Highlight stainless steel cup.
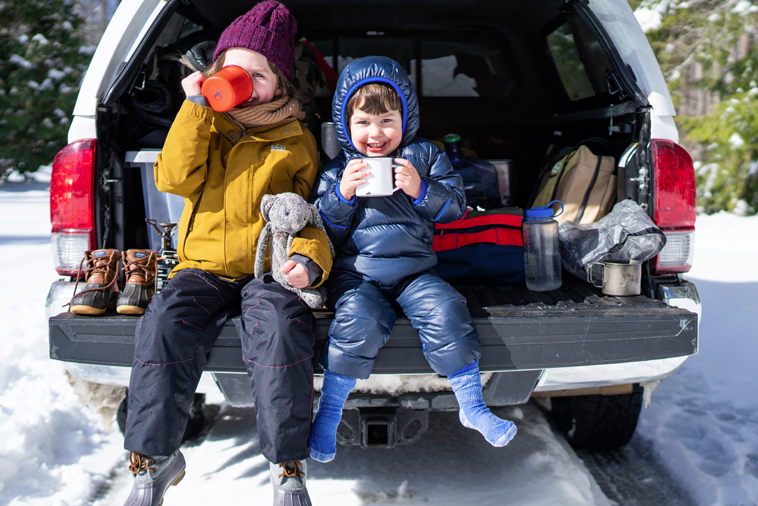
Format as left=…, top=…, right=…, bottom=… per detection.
left=587, top=260, right=642, bottom=296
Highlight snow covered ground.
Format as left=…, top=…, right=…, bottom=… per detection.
left=0, top=182, right=756, bottom=505
left=636, top=212, right=758, bottom=505
left=0, top=184, right=124, bottom=506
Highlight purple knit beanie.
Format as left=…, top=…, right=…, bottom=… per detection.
left=213, top=1, right=297, bottom=81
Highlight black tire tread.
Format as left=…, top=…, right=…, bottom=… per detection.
left=550, top=384, right=643, bottom=450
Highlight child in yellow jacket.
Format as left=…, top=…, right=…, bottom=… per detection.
left=121, top=3, right=330, bottom=506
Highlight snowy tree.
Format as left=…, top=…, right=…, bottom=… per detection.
left=0, top=0, right=91, bottom=174
left=635, top=0, right=758, bottom=214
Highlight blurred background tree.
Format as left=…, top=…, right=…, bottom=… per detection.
left=633, top=0, right=758, bottom=215
left=0, top=0, right=115, bottom=176
left=0, top=0, right=89, bottom=174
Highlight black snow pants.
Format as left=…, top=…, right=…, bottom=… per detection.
left=124, top=268, right=315, bottom=464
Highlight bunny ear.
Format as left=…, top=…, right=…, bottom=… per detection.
left=261, top=194, right=275, bottom=221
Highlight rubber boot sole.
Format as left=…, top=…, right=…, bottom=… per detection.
left=117, top=305, right=146, bottom=315
left=158, top=469, right=185, bottom=506
left=70, top=295, right=117, bottom=316
left=70, top=305, right=107, bottom=315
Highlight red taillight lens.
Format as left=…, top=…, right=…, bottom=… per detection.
left=652, top=140, right=696, bottom=229
left=651, top=139, right=697, bottom=274
left=50, top=139, right=96, bottom=276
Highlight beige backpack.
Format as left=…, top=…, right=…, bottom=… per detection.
left=532, top=145, right=616, bottom=224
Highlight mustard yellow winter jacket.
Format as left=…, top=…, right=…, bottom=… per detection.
left=154, top=100, right=332, bottom=285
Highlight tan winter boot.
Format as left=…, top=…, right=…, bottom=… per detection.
left=117, top=249, right=157, bottom=315
left=69, top=249, right=121, bottom=315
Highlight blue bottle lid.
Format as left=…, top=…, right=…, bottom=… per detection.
left=526, top=200, right=564, bottom=219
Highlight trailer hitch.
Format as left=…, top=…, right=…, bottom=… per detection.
left=336, top=407, right=429, bottom=448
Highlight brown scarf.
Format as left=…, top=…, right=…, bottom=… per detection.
left=225, top=95, right=305, bottom=133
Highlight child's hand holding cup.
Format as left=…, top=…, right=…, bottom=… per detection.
left=340, top=157, right=420, bottom=199
left=356, top=157, right=403, bottom=197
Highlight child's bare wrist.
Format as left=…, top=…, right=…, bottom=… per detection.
left=339, top=185, right=354, bottom=200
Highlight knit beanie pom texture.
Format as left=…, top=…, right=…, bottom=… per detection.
left=213, top=1, right=297, bottom=81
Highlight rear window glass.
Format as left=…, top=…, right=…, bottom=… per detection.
left=547, top=16, right=613, bottom=102
left=310, top=32, right=516, bottom=99
left=420, top=37, right=515, bottom=98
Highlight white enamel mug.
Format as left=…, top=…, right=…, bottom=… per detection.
left=356, top=157, right=403, bottom=197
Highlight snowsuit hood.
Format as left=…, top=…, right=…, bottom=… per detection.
left=332, top=56, right=419, bottom=158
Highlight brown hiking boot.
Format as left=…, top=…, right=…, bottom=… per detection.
left=117, top=249, right=157, bottom=315
left=69, top=249, right=121, bottom=315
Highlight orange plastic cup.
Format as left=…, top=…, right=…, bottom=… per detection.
left=201, top=65, right=253, bottom=112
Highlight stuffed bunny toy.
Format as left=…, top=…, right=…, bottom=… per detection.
left=255, top=192, right=334, bottom=308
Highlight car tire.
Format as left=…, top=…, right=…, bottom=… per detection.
left=550, top=384, right=643, bottom=450
left=117, top=390, right=208, bottom=443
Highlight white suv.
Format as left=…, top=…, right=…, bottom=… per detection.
left=47, top=0, right=700, bottom=450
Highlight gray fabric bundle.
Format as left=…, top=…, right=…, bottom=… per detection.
left=559, top=199, right=666, bottom=280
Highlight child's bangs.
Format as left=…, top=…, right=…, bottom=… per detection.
left=347, top=83, right=403, bottom=119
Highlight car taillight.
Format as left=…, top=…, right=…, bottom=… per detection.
left=50, top=139, right=96, bottom=276
left=650, top=139, right=696, bottom=274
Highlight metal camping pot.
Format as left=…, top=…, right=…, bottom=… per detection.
left=587, top=260, right=642, bottom=296
left=321, top=122, right=341, bottom=160
left=489, top=159, right=516, bottom=207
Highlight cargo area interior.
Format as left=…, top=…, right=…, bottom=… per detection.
left=96, top=0, right=652, bottom=307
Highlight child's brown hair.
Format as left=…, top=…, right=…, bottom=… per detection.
left=345, top=82, right=404, bottom=124
left=204, top=49, right=298, bottom=100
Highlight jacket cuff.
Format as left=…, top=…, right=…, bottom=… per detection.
left=290, top=254, right=323, bottom=287
left=186, top=95, right=209, bottom=107
left=411, top=178, right=427, bottom=206
left=335, top=184, right=356, bottom=205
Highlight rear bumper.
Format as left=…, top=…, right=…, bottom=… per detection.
left=48, top=279, right=699, bottom=405
left=49, top=304, right=697, bottom=372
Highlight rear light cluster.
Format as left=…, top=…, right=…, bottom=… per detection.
left=50, top=139, right=96, bottom=277
left=650, top=139, right=697, bottom=274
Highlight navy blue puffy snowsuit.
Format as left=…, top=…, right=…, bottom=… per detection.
left=313, top=56, right=481, bottom=379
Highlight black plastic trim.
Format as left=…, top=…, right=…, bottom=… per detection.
left=571, top=1, right=648, bottom=106
left=49, top=302, right=698, bottom=374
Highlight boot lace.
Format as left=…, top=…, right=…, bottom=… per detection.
left=278, top=461, right=305, bottom=478
left=122, top=251, right=156, bottom=281
left=67, top=251, right=119, bottom=306
left=129, top=452, right=156, bottom=475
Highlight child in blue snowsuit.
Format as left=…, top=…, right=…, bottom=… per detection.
left=309, top=56, right=517, bottom=462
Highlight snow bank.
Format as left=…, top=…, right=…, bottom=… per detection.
left=0, top=189, right=124, bottom=506
left=637, top=212, right=758, bottom=505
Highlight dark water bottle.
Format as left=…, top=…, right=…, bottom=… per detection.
left=523, top=201, right=563, bottom=291
left=443, top=133, right=500, bottom=209
left=146, top=219, right=179, bottom=293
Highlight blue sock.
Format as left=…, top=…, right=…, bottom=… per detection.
left=448, top=365, right=517, bottom=447
left=308, top=370, right=356, bottom=462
